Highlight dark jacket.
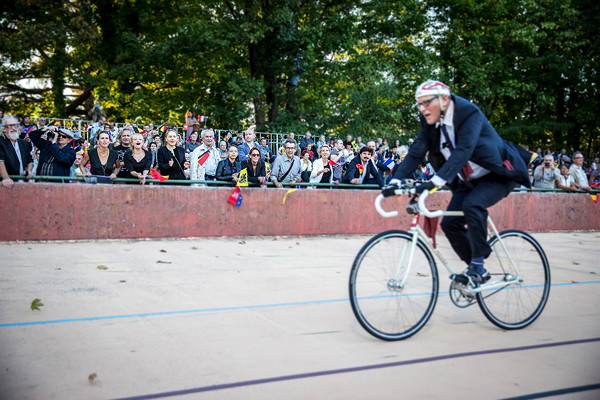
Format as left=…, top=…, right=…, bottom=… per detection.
left=392, top=95, right=531, bottom=189
left=157, top=146, right=187, bottom=180
left=343, top=157, right=384, bottom=188
left=216, top=159, right=242, bottom=182
left=88, top=147, right=120, bottom=176
left=124, top=149, right=152, bottom=175
left=241, top=159, right=267, bottom=185
left=29, top=129, right=76, bottom=178
left=0, top=136, right=33, bottom=178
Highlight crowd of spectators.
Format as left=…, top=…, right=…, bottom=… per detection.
left=528, top=147, right=599, bottom=192
left=0, top=113, right=598, bottom=193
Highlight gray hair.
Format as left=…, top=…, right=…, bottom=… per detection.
left=1, top=114, right=18, bottom=126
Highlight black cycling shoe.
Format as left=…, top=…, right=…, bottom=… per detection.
left=450, top=273, right=470, bottom=285
left=466, top=270, right=491, bottom=286
left=451, top=268, right=490, bottom=286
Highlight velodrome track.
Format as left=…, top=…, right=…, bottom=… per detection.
left=1, top=232, right=599, bottom=399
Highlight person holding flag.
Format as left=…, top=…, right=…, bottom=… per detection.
left=240, top=147, right=267, bottom=186
left=329, top=139, right=347, bottom=184
left=343, top=146, right=384, bottom=188
left=190, top=129, right=220, bottom=185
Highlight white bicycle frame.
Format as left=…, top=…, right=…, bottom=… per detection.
left=374, top=190, right=522, bottom=294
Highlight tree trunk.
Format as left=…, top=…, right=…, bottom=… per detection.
left=64, top=88, right=94, bottom=117
left=50, top=41, right=67, bottom=118
left=265, top=70, right=278, bottom=124
left=248, top=42, right=265, bottom=127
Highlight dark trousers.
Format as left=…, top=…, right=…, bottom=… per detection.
left=440, top=174, right=516, bottom=264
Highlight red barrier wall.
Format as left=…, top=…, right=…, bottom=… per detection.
left=1, top=183, right=599, bottom=241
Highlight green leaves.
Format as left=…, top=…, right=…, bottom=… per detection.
left=0, top=0, right=597, bottom=154
left=30, top=298, right=44, bottom=311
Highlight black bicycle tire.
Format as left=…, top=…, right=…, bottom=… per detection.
left=349, top=230, right=439, bottom=340
left=477, top=229, right=551, bottom=330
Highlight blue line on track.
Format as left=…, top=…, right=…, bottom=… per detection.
left=110, top=338, right=600, bottom=400
left=1, top=280, right=599, bottom=328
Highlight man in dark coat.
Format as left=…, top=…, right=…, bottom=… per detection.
left=343, top=146, right=384, bottom=188
left=29, top=125, right=77, bottom=180
left=386, top=80, right=532, bottom=285
left=0, top=115, right=34, bottom=187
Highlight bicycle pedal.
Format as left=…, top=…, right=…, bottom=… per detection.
left=450, top=274, right=469, bottom=285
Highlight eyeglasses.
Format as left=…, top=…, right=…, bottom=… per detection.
left=414, top=97, right=437, bottom=110
left=250, top=153, right=260, bottom=157
left=59, top=134, right=71, bottom=139
left=573, top=156, right=583, bottom=159
left=285, top=146, right=296, bottom=150
left=2, top=124, right=19, bottom=129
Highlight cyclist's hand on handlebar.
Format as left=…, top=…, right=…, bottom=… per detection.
left=415, top=181, right=436, bottom=195
left=381, top=179, right=402, bottom=197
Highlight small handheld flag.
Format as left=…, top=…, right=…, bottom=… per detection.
left=261, top=172, right=271, bottom=188
left=197, top=151, right=210, bottom=166
left=149, top=169, right=167, bottom=182
left=237, top=168, right=249, bottom=187
left=591, top=194, right=598, bottom=204
left=356, top=164, right=364, bottom=174
left=228, top=186, right=243, bottom=207
left=383, top=158, right=395, bottom=171
left=197, top=115, right=208, bottom=122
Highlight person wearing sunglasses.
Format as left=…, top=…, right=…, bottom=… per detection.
left=28, top=123, right=76, bottom=182
left=241, top=147, right=267, bottom=186
left=383, top=79, right=533, bottom=287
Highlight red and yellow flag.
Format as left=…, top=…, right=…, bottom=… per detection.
left=197, top=151, right=210, bottom=166
left=149, top=169, right=167, bottom=182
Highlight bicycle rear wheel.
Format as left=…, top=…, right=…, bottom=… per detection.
left=349, top=230, right=438, bottom=341
left=477, top=230, right=550, bottom=329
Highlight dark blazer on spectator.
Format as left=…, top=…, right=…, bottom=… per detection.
left=157, top=146, right=187, bottom=180
left=241, top=159, right=267, bottom=185
left=0, top=136, right=33, bottom=177
left=343, top=157, right=384, bottom=188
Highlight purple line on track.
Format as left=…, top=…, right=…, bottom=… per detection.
left=112, top=337, right=600, bottom=400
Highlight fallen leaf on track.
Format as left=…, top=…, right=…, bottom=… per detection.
left=31, top=298, right=44, bottom=311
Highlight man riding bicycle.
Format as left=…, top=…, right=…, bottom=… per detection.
left=385, top=80, right=533, bottom=285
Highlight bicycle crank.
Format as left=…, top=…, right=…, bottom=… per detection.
left=449, top=281, right=475, bottom=308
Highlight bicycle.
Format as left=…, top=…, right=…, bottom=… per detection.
left=348, top=185, right=551, bottom=341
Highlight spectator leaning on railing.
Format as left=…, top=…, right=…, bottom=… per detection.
left=0, top=115, right=34, bottom=187
left=569, top=151, right=592, bottom=192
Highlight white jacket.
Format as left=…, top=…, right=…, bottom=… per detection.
left=310, top=158, right=333, bottom=183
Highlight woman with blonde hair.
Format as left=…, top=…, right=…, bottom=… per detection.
left=124, top=133, right=152, bottom=184
left=310, top=145, right=333, bottom=186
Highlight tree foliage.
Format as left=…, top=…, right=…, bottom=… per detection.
left=0, top=0, right=598, bottom=153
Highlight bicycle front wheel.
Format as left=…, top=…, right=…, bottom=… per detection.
left=477, top=230, right=550, bottom=330
left=349, top=230, right=438, bottom=341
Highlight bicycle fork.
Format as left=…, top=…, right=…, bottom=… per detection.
left=387, top=218, right=422, bottom=292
